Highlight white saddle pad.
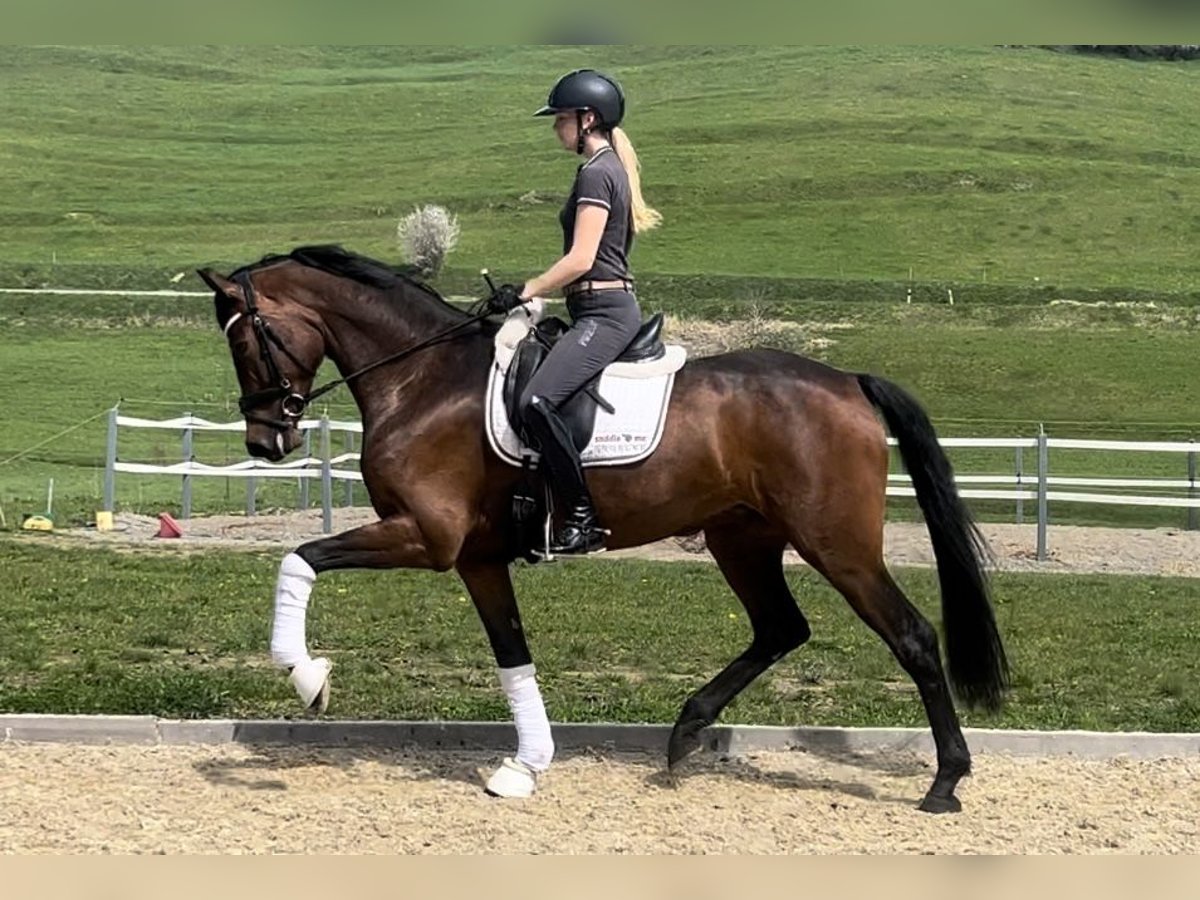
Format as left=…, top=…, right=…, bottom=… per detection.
left=484, top=301, right=687, bottom=468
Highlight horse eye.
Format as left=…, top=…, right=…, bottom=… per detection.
left=233, top=340, right=251, bottom=355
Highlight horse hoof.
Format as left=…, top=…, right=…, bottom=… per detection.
left=667, top=721, right=705, bottom=771
left=484, top=757, right=538, bottom=798
left=289, top=657, right=333, bottom=714
left=918, top=793, right=962, bottom=814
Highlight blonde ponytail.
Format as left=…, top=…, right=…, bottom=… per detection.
left=611, top=126, right=662, bottom=234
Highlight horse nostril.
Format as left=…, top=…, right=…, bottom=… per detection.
left=245, top=440, right=275, bottom=460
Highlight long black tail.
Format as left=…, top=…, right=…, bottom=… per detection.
left=857, top=373, right=1010, bottom=711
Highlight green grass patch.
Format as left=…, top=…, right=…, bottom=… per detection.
left=1, top=541, right=1196, bottom=731
left=5, top=46, right=1200, bottom=295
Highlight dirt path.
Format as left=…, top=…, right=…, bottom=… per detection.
left=1, top=743, right=1196, bottom=853
left=50, top=509, right=1200, bottom=579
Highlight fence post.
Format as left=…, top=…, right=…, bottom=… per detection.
left=1036, top=424, right=1048, bottom=561
left=320, top=415, right=332, bottom=535
left=181, top=412, right=194, bottom=519
left=299, top=428, right=311, bottom=510
left=103, top=406, right=118, bottom=512
left=343, top=430, right=354, bottom=507
left=1188, top=440, right=1197, bottom=532
left=1015, top=445, right=1024, bottom=525
left=246, top=474, right=257, bottom=517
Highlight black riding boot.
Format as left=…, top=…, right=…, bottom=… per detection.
left=524, top=395, right=608, bottom=556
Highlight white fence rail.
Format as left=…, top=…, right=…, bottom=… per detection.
left=882, top=432, right=1200, bottom=558
left=103, top=410, right=365, bottom=535
left=102, top=410, right=1199, bottom=558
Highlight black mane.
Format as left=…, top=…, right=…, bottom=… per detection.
left=232, top=244, right=464, bottom=316
left=288, top=245, right=430, bottom=292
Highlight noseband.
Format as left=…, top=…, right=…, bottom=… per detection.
left=229, top=271, right=316, bottom=430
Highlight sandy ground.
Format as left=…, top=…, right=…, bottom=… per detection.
left=1, top=743, right=1196, bottom=854
left=49, top=508, right=1200, bottom=579
left=8, top=510, right=1198, bottom=854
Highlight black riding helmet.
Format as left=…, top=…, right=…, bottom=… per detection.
left=534, top=69, right=625, bottom=154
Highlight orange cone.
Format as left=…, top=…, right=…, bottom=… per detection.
left=155, top=512, right=183, bottom=539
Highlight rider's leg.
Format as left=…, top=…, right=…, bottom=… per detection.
left=523, top=394, right=607, bottom=554
left=517, top=290, right=641, bottom=555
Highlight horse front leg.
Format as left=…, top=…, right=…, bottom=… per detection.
left=457, top=561, right=553, bottom=799
left=269, top=514, right=459, bottom=714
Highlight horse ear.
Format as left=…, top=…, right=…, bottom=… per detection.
left=196, top=268, right=243, bottom=299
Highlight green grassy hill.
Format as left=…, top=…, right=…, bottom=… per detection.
left=3, top=45, right=1200, bottom=298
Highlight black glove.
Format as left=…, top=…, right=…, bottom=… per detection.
left=487, top=283, right=526, bottom=315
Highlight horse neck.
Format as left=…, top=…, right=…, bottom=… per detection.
left=289, top=270, right=483, bottom=423
left=315, top=283, right=456, bottom=366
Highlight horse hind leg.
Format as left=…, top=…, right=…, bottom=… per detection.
left=668, top=519, right=812, bottom=770
left=803, top=547, right=971, bottom=813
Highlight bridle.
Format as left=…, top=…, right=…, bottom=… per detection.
left=224, top=270, right=493, bottom=430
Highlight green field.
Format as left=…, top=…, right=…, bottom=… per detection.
left=2, top=46, right=1198, bottom=529
left=1, top=542, right=1196, bottom=731
left=5, top=45, right=1200, bottom=293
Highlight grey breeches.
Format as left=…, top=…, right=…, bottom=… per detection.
left=518, top=290, right=642, bottom=412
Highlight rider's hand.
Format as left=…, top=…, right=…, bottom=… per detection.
left=487, top=283, right=527, bottom=314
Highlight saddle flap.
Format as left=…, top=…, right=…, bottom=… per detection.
left=493, top=304, right=687, bottom=462
left=502, top=324, right=601, bottom=452
left=501, top=329, right=549, bottom=440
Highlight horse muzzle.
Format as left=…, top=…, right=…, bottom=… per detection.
left=245, top=422, right=301, bottom=461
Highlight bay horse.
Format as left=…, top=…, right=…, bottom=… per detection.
left=197, top=244, right=1008, bottom=813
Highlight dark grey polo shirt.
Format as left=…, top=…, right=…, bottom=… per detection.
left=559, top=145, right=633, bottom=285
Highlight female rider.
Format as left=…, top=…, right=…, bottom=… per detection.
left=493, top=68, right=662, bottom=556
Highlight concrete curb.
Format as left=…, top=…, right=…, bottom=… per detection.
left=1, top=715, right=1197, bottom=759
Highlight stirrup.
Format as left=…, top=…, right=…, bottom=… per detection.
left=548, top=523, right=610, bottom=557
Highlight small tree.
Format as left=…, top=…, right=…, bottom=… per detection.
left=395, top=204, right=460, bottom=279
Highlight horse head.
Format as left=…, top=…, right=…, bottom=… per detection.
left=197, top=265, right=326, bottom=462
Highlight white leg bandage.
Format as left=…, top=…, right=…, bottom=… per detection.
left=499, top=663, right=554, bottom=772
left=270, top=553, right=316, bottom=669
